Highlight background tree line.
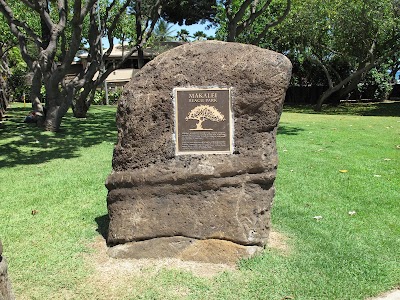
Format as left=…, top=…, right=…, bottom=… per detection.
left=0, top=0, right=399, bottom=130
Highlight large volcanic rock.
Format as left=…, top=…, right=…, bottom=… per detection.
left=106, top=41, right=291, bottom=262
left=0, top=240, right=15, bottom=300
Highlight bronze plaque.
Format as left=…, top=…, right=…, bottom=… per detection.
left=174, top=87, right=233, bottom=155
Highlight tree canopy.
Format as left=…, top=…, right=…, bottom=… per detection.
left=1, top=0, right=399, bottom=129
left=0, top=0, right=216, bottom=131
left=241, top=0, right=400, bottom=108
left=215, top=0, right=291, bottom=42
left=161, top=0, right=217, bottom=25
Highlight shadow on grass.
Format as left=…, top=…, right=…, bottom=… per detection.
left=283, top=100, right=400, bottom=117
left=95, top=214, right=109, bottom=241
left=278, top=124, right=305, bottom=135
left=0, top=105, right=117, bottom=168
left=358, top=101, right=400, bottom=117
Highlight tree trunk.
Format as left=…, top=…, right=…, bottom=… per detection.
left=227, top=22, right=237, bottom=42
left=0, top=82, right=8, bottom=121
left=315, top=87, right=337, bottom=111
left=41, top=76, right=75, bottom=131
left=73, top=106, right=88, bottom=118
left=337, top=72, right=364, bottom=100
left=315, top=62, right=375, bottom=111
left=0, top=57, right=10, bottom=121
left=42, top=86, right=73, bottom=131
left=42, top=105, right=64, bottom=131
left=73, top=97, right=90, bottom=118
left=42, top=99, right=72, bottom=131
left=135, top=1, right=145, bottom=69
left=72, top=84, right=96, bottom=118
left=30, top=67, right=45, bottom=123
left=0, top=90, right=8, bottom=121
left=137, top=46, right=144, bottom=69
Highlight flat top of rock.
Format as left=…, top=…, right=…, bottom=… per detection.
left=130, top=40, right=292, bottom=90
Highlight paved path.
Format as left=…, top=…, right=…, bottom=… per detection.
left=371, top=289, right=400, bottom=300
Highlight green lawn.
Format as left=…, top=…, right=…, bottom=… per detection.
left=0, top=103, right=399, bottom=299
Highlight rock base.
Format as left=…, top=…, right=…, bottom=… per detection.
left=107, top=170, right=275, bottom=247
left=108, top=237, right=262, bottom=265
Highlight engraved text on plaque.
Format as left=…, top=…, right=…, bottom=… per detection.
left=174, top=88, right=233, bottom=155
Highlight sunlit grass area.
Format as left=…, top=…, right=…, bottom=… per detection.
left=0, top=102, right=399, bottom=299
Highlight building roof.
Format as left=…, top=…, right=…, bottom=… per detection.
left=105, top=69, right=137, bottom=83
left=107, top=44, right=157, bottom=58
left=78, top=42, right=185, bottom=60
left=90, top=68, right=140, bottom=83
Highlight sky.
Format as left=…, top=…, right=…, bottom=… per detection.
left=102, top=21, right=217, bottom=49
left=171, top=22, right=217, bottom=38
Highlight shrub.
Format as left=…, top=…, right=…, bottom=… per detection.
left=357, top=67, right=393, bottom=101
left=92, top=88, right=122, bottom=105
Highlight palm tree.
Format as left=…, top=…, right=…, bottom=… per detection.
left=193, top=31, right=207, bottom=41
left=153, top=19, right=175, bottom=42
left=176, top=29, right=191, bottom=42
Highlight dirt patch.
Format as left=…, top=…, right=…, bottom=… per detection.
left=86, top=235, right=236, bottom=279
left=81, top=230, right=290, bottom=298
left=267, top=230, right=292, bottom=255
left=86, top=228, right=291, bottom=279
left=79, top=236, right=233, bottom=299
left=367, top=288, right=400, bottom=300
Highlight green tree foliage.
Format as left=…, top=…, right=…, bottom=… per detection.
left=357, top=67, right=393, bottom=101
left=0, top=11, right=26, bottom=119
left=162, top=0, right=217, bottom=25
left=153, top=19, right=175, bottom=42
left=7, top=47, right=29, bottom=100
left=193, top=31, right=207, bottom=41
left=108, top=1, right=137, bottom=46
left=215, top=0, right=291, bottom=42
left=249, top=0, right=399, bottom=109
left=0, top=0, right=217, bottom=131
left=176, top=29, right=191, bottom=41
left=1, top=0, right=91, bottom=130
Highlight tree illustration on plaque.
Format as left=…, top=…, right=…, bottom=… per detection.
left=185, top=105, right=225, bottom=131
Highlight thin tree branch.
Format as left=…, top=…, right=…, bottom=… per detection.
left=232, top=0, right=254, bottom=25
left=81, top=0, right=98, bottom=21
left=237, top=0, right=272, bottom=35
left=105, top=0, right=132, bottom=57
left=310, top=53, right=334, bottom=88
left=252, top=0, right=291, bottom=44
left=0, top=0, right=42, bottom=46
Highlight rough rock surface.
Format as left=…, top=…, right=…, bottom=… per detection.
left=106, top=41, right=291, bottom=261
left=0, top=240, right=15, bottom=300
left=108, top=237, right=262, bottom=265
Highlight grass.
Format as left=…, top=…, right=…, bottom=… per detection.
left=0, top=102, right=399, bottom=299
left=283, top=100, right=400, bottom=117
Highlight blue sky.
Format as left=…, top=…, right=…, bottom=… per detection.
left=171, top=22, right=217, bottom=38
left=102, top=21, right=217, bottom=48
